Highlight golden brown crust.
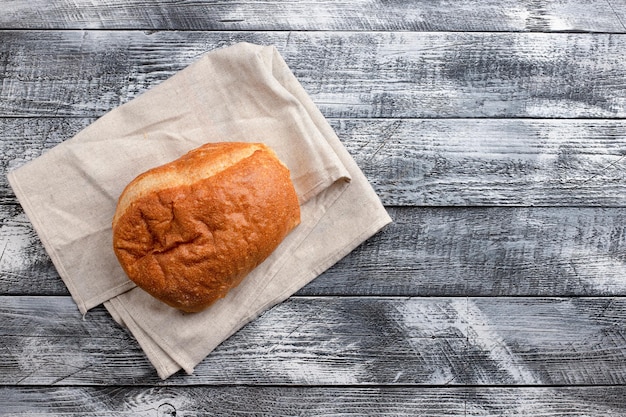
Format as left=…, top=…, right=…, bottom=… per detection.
left=112, top=142, right=301, bottom=313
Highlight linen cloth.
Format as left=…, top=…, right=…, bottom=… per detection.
left=7, top=42, right=391, bottom=379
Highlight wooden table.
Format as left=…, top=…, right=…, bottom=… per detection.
left=2, top=1, right=626, bottom=415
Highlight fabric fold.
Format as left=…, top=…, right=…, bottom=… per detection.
left=7, top=42, right=391, bottom=379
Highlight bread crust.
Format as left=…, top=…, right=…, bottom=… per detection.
left=112, top=142, right=301, bottom=313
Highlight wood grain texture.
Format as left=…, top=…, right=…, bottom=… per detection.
left=339, top=118, right=626, bottom=206
left=2, top=31, right=626, bottom=119
left=4, top=204, right=626, bottom=298
left=1, top=386, right=625, bottom=416
left=305, top=206, right=626, bottom=297
left=2, top=0, right=625, bottom=32
left=2, top=0, right=626, bottom=414
left=1, top=296, right=625, bottom=386
left=0, top=203, right=62, bottom=295
left=3, top=118, right=626, bottom=206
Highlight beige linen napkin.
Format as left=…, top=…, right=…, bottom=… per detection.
left=7, top=42, right=391, bottom=379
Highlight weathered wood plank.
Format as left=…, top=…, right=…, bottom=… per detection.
left=4, top=118, right=626, bottom=206
left=0, top=203, right=62, bottom=294
left=1, top=386, right=625, bottom=416
left=2, top=31, right=626, bottom=118
left=4, top=204, right=626, bottom=298
left=1, top=296, right=625, bottom=385
left=2, top=0, right=625, bottom=32
left=341, top=118, right=626, bottom=206
left=304, top=206, right=626, bottom=297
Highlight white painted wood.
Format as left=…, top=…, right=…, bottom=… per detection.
left=1, top=386, right=625, bottom=416
left=339, top=118, right=626, bottom=206
left=4, top=118, right=626, bottom=206
left=306, top=206, right=626, bottom=297
left=2, top=31, right=626, bottom=118
left=4, top=204, right=626, bottom=297
left=1, top=0, right=624, bottom=32
left=2, top=0, right=626, bottom=413
left=1, top=296, right=625, bottom=386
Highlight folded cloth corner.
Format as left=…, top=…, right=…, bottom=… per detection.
left=7, top=42, right=392, bottom=379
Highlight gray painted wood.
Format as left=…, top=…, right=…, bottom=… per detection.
left=2, top=0, right=626, bottom=414
left=4, top=117, right=626, bottom=206
left=340, top=118, right=626, bottom=206
left=4, top=204, right=626, bottom=297
left=305, top=206, right=626, bottom=297
left=2, top=0, right=625, bottom=32
left=2, top=31, right=626, bottom=119
left=1, top=296, right=625, bottom=386
left=2, top=386, right=625, bottom=416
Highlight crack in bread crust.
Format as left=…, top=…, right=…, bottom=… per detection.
left=113, top=142, right=266, bottom=227
left=112, top=142, right=301, bottom=313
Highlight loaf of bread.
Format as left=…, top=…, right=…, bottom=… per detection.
left=112, top=142, right=301, bottom=313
